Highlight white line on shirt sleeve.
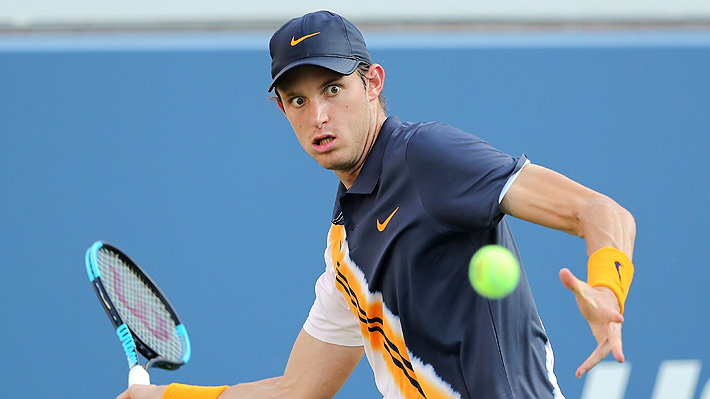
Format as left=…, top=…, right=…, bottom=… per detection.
left=499, top=158, right=531, bottom=204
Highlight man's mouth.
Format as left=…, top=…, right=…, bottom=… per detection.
left=312, top=135, right=336, bottom=153
left=316, top=137, right=334, bottom=146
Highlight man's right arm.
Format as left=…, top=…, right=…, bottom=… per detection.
left=222, top=329, right=363, bottom=399
left=116, top=329, right=363, bottom=399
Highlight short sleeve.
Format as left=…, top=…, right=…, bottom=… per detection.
left=405, top=123, right=527, bottom=231
left=303, top=256, right=364, bottom=347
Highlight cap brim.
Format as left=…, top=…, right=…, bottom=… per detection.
left=268, top=57, right=360, bottom=92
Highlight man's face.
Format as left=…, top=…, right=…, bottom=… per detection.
left=276, top=65, right=377, bottom=180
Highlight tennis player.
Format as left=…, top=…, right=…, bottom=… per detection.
left=118, top=10, right=635, bottom=399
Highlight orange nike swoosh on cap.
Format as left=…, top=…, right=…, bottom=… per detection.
left=291, top=32, right=321, bottom=46
left=376, top=207, right=400, bottom=232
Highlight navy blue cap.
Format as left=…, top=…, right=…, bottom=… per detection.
left=269, top=10, right=371, bottom=92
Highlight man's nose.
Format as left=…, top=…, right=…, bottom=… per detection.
left=310, top=98, right=328, bottom=128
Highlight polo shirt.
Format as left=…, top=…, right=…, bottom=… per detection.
left=304, top=116, right=564, bottom=399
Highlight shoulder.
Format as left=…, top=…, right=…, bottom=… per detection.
left=382, top=119, right=523, bottom=230
left=384, top=120, right=485, bottom=162
left=382, top=117, right=515, bottom=178
left=393, top=121, right=506, bottom=169
left=392, top=120, right=475, bottom=144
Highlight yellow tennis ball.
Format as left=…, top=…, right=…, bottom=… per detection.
left=469, top=245, right=520, bottom=299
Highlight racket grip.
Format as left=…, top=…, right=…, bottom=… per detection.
left=128, top=365, right=151, bottom=386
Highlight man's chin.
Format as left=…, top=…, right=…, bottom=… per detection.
left=318, top=159, right=356, bottom=172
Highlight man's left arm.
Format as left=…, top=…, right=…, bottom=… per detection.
left=500, top=163, right=636, bottom=378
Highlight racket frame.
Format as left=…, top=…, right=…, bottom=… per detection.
left=85, top=241, right=191, bottom=374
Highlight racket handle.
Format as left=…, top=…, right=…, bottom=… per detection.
left=128, top=365, right=151, bottom=386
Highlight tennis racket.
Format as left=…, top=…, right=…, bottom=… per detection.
left=85, top=241, right=191, bottom=386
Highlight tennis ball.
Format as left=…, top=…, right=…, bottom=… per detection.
left=468, top=245, right=520, bottom=299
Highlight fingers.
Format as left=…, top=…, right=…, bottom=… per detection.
left=559, top=268, right=598, bottom=309
left=599, top=300, right=624, bottom=324
left=608, top=322, right=625, bottom=363
left=576, top=342, right=609, bottom=378
left=561, top=267, right=627, bottom=378
left=560, top=269, right=625, bottom=323
left=559, top=268, right=593, bottom=303
left=115, top=384, right=166, bottom=399
left=611, top=341, right=625, bottom=363
left=558, top=268, right=580, bottom=292
left=576, top=342, right=625, bottom=378
left=576, top=323, right=625, bottom=378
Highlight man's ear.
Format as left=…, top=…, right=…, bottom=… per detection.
left=366, top=64, right=385, bottom=102
left=277, top=99, right=285, bottom=115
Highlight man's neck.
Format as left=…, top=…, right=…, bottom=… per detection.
left=336, top=110, right=387, bottom=190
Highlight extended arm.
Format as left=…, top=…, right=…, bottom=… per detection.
left=500, top=163, right=636, bottom=377
left=116, top=329, right=363, bottom=399
left=222, top=329, right=363, bottom=398
left=501, top=164, right=635, bottom=256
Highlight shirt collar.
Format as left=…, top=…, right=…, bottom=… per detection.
left=331, top=116, right=401, bottom=223
left=338, top=116, right=401, bottom=196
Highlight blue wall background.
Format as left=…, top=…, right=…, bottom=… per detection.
left=1, top=31, right=709, bottom=398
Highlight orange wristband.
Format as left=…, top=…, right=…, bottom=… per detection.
left=587, top=247, right=634, bottom=314
left=163, top=383, right=229, bottom=399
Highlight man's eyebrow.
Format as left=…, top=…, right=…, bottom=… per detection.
left=279, top=75, right=346, bottom=99
left=277, top=87, right=297, bottom=98
left=322, top=76, right=344, bottom=88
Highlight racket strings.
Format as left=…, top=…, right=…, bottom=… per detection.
left=97, top=249, right=184, bottom=362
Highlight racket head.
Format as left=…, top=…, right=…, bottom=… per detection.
left=85, top=241, right=191, bottom=371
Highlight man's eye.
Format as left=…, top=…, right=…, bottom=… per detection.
left=326, top=85, right=340, bottom=95
left=290, top=97, right=305, bottom=107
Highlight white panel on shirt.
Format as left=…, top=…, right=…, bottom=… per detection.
left=303, top=249, right=364, bottom=347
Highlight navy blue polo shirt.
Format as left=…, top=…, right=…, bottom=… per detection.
left=304, top=116, right=564, bottom=399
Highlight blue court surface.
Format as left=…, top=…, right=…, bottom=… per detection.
left=1, top=30, right=708, bottom=398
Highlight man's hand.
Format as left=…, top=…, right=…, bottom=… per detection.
left=116, top=384, right=167, bottom=399
left=559, top=267, right=625, bottom=378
